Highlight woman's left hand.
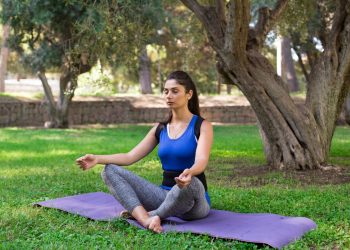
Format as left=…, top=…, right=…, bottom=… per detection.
left=175, top=168, right=192, bottom=189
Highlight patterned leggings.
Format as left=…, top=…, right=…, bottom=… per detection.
left=101, top=164, right=210, bottom=220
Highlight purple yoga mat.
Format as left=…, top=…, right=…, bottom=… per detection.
left=34, top=192, right=316, bottom=249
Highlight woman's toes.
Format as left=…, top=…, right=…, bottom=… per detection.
left=148, top=216, right=162, bottom=233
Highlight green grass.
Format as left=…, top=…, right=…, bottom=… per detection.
left=1, top=125, right=349, bottom=249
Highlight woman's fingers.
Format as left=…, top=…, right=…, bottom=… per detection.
left=175, top=177, right=184, bottom=184
left=76, top=154, right=94, bottom=169
left=175, top=174, right=192, bottom=188
left=76, top=154, right=90, bottom=163
left=75, top=158, right=90, bottom=170
left=175, top=177, right=187, bottom=188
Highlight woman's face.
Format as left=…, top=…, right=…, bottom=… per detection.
left=163, top=79, right=192, bottom=109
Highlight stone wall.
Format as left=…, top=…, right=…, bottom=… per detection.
left=0, top=99, right=257, bottom=127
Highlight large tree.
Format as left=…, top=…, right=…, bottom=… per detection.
left=181, top=0, right=350, bottom=170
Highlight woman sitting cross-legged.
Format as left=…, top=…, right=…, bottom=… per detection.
left=76, top=70, right=213, bottom=233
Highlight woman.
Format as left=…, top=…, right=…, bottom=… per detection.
left=76, top=71, right=213, bottom=233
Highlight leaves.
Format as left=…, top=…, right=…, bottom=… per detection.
left=1, top=0, right=165, bottom=73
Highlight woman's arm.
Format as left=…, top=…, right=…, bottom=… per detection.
left=76, top=124, right=159, bottom=170
left=175, top=120, right=213, bottom=187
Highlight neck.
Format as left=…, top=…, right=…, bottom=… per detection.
left=171, top=107, right=193, bottom=124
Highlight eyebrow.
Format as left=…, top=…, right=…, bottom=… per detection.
left=163, top=87, right=179, bottom=90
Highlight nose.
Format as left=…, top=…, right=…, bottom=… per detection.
left=165, top=92, right=173, bottom=99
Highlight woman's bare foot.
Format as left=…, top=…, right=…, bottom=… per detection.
left=146, top=215, right=162, bottom=233
left=130, top=206, right=162, bottom=233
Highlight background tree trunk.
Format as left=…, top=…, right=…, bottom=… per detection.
left=0, top=24, right=10, bottom=93
left=139, top=47, right=153, bottom=94
left=38, top=59, right=91, bottom=128
left=217, top=77, right=221, bottom=94
left=226, top=84, right=232, bottom=94
left=344, top=92, right=350, bottom=125
left=281, top=37, right=299, bottom=92
left=38, top=71, right=59, bottom=128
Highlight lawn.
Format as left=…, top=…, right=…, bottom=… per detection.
left=0, top=125, right=349, bottom=249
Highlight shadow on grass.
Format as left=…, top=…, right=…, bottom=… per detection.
left=207, top=158, right=350, bottom=188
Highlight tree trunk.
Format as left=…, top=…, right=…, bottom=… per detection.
left=38, top=59, right=91, bottom=128
left=181, top=0, right=350, bottom=170
left=226, top=84, right=232, bottom=94
left=295, top=49, right=311, bottom=85
left=38, top=71, right=60, bottom=128
left=39, top=72, right=78, bottom=128
left=217, top=76, right=221, bottom=94
left=0, top=24, right=10, bottom=93
left=139, top=46, right=153, bottom=94
left=281, top=37, right=299, bottom=92
left=157, top=46, right=163, bottom=93
left=345, top=93, right=350, bottom=125
left=231, top=50, right=323, bottom=170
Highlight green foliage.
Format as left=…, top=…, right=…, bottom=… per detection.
left=277, top=0, right=316, bottom=39
left=0, top=0, right=165, bottom=74
left=76, top=62, right=141, bottom=95
left=73, top=0, right=165, bottom=68
left=152, top=3, right=218, bottom=94
left=251, top=0, right=334, bottom=48
left=0, top=125, right=349, bottom=248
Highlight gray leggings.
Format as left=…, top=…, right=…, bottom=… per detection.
left=101, top=164, right=210, bottom=220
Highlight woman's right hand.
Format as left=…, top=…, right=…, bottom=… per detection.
left=76, top=154, right=98, bottom=171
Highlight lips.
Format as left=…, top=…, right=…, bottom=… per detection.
left=167, top=102, right=174, bottom=105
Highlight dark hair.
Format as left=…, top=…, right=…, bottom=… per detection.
left=165, top=70, right=200, bottom=123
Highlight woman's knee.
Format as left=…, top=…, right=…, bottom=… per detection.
left=188, top=177, right=204, bottom=192
left=171, top=177, right=202, bottom=198
left=101, top=164, right=121, bottom=180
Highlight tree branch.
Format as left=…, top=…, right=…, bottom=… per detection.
left=61, top=76, right=78, bottom=112
left=254, top=0, right=289, bottom=48
left=295, top=50, right=310, bottom=84
left=327, top=0, right=347, bottom=49
left=225, top=0, right=251, bottom=56
left=38, top=70, right=56, bottom=109
left=315, top=0, right=328, bottom=48
left=215, top=0, right=226, bottom=23
left=181, top=0, right=225, bottom=49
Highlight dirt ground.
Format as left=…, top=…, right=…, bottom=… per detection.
left=223, top=164, right=350, bottom=187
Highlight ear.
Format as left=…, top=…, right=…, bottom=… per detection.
left=187, top=90, right=193, bottom=100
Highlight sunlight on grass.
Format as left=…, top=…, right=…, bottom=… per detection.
left=213, top=149, right=263, bottom=158
left=333, top=138, right=350, bottom=143
left=0, top=167, right=55, bottom=178
left=2, top=149, right=74, bottom=158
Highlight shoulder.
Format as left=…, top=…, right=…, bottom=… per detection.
left=153, top=122, right=167, bottom=142
left=200, top=119, right=213, bottom=133
left=147, top=123, right=163, bottom=135
left=152, top=122, right=166, bottom=128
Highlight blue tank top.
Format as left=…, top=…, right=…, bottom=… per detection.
left=158, top=115, right=211, bottom=205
